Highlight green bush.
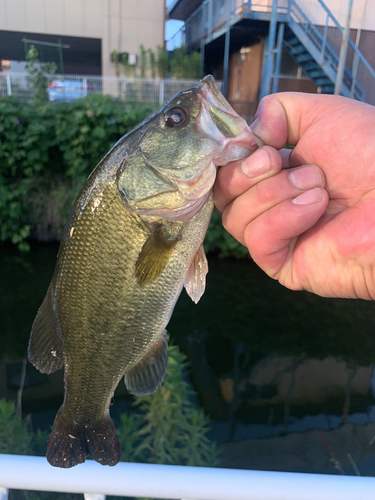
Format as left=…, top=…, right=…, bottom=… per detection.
left=117, top=346, right=220, bottom=467
left=0, top=399, right=32, bottom=455
left=204, top=210, right=249, bottom=259
left=0, top=96, right=154, bottom=248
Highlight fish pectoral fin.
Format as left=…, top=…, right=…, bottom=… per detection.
left=135, top=224, right=179, bottom=285
left=28, top=286, right=64, bottom=374
left=184, top=244, right=208, bottom=304
left=124, top=331, right=168, bottom=396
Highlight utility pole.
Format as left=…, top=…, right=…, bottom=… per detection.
left=334, top=0, right=354, bottom=95
left=260, top=0, right=278, bottom=99
left=222, top=0, right=232, bottom=98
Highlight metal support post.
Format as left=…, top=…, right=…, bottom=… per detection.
left=200, top=39, right=205, bottom=76
left=260, top=0, right=278, bottom=99
left=350, top=0, right=368, bottom=98
left=334, top=0, right=354, bottom=95
left=159, top=80, right=165, bottom=105
left=320, top=12, right=329, bottom=65
left=58, top=38, right=64, bottom=76
left=6, top=74, right=11, bottom=96
left=272, top=23, right=285, bottom=94
left=222, top=0, right=232, bottom=97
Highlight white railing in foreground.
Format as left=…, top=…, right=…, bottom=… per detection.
left=1, top=454, right=375, bottom=500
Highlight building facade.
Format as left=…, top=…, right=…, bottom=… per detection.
left=0, top=0, right=165, bottom=76
left=169, top=0, right=375, bottom=121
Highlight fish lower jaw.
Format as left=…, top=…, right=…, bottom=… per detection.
left=214, top=124, right=261, bottom=166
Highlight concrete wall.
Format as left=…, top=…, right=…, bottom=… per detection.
left=0, top=0, right=165, bottom=77
left=323, top=0, right=375, bottom=31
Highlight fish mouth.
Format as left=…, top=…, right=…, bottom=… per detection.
left=196, top=76, right=262, bottom=167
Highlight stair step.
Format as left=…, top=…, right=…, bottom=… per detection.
left=295, top=54, right=314, bottom=64
left=320, top=86, right=335, bottom=93
left=307, top=69, right=325, bottom=78
left=302, top=61, right=321, bottom=70
left=284, top=35, right=300, bottom=46
left=287, top=44, right=307, bottom=55
left=284, top=16, right=367, bottom=100
left=313, top=77, right=332, bottom=86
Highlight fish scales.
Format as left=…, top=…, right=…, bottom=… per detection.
left=28, top=75, right=260, bottom=468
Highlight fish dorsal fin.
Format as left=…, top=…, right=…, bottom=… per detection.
left=184, top=244, right=208, bottom=304
left=28, top=286, right=64, bottom=374
left=135, top=224, right=179, bottom=285
left=124, top=332, right=168, bottom=396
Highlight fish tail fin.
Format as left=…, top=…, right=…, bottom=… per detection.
left=85, top=417, right=122, bottom=466
left=46, top=409, right=121, bottom=468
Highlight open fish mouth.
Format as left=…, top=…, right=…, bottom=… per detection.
left=196, top=75, right=262, bottom=167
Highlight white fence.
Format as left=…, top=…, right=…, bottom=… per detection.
left=0, top=73, right=203, bottom=105
left=1, top=454, right=375, bottom=500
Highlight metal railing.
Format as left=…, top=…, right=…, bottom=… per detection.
left=0, top=73, right=203, bottom=105
left=183, top=0, right=375, bottom=105
left=286, top=0, right=375, bottom=101
left=184, top=0, right=288, bottom=48
left=1, top=454, right=375, bottom=500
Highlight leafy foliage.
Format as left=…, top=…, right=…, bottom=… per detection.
left=0, top=399, right=31, bottom=455
left=0, top=96, right=154, bottom=248
left=170, top=46, right=202, bottom=80
left=111, top=45, right=201, bottom=80
left=25, top=45, right=56, bottom=105
left=204, top=210, right=249, bottom=259
left=117, top=346, right=220, bottom=467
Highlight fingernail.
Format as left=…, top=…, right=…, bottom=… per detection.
left=289, top=166, right=322, bottom=190
left=249, top=117, right=265, bottom=147
left=292, top=187, right=323, bottom=205
left=241, top=148, right=270, bottom=178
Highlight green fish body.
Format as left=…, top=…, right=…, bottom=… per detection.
left=28, top=76, right=258, bottom=468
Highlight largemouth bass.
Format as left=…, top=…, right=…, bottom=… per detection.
left=28, top=76, right=259, bottom=468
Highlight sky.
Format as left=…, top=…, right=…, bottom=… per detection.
left=165, top=0, right=184, bottom=49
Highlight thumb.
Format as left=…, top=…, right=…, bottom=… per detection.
left=250, top=92, right=354, bottom=148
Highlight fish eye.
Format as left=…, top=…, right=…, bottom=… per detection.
left=164, top=107, right=187, bottom=127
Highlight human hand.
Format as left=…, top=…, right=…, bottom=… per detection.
left=214, top=93, right=375, bottom=300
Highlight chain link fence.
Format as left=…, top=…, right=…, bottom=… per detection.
left=0, top=73, right=206, bottom=106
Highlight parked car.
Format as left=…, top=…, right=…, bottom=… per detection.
left=48, top=79, right=92, bottom=102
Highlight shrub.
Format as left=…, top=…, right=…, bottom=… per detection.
left=0, top=96, right=154, bottom=248
left=117, top=346, right=220, bottom=467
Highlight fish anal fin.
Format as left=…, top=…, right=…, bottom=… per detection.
left=28, top=286, right=64, bottom=374
left=184, top=244, right=208, bottom=304
left=135, top=224, right=179, bottom=285
left=124, top=332, right=168, bottom=396
left=46, top=409, right=121, bottom=468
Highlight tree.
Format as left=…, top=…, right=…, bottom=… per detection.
left=25, top=45, right=56, bottom=105
left=157, top=45, right=169, bottom=78
left=170, top=46, right=201, bottom=79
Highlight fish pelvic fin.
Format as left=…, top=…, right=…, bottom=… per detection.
left=28, top=286, right=64, bottom=374
left=47, top=409, right=121, bottom=468
left=135, top=224, right=180, bottom=285
left=124, top=331, right=168, bottom=396
left=184, top=243, right=208, bottom=304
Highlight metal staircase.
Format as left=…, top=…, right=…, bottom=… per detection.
left=182, top=0, right=375, bottom=105
left=281, top=0, right=368, bottom=101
